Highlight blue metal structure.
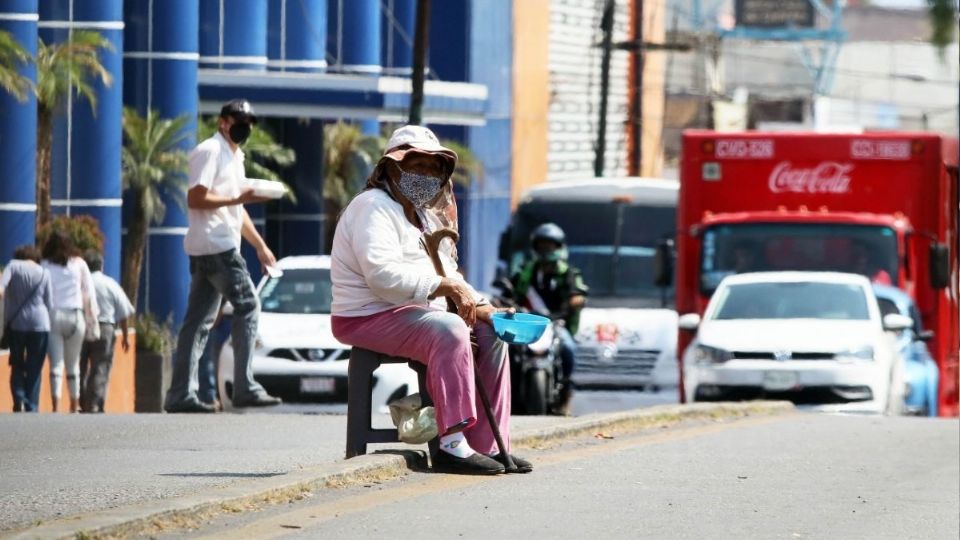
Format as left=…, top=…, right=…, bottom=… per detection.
left=39, top=0, right=124, bottom=280
left=268, top=0, right=328, bottom=73
left=0, top=0, right=38, bottom=261
left=382, top=0, right=415, bottom=75
left=199, top=0, right=267, bottom=71
left=123, top=0, right=199, bottom=325
left=694, top=0, right=847, bottom=95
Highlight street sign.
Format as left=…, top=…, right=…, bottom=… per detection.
left=735, top=0, right=814, bottom=28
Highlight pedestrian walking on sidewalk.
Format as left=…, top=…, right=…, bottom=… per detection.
left=42, top=232, right=99, bottom=413
left=164, top=98, right=281, bottom=413
left=79, top=250, right=134, bottom=413
left=330, top=125, right=532, bottom=475
left=1, top=245, right=53, bottom=412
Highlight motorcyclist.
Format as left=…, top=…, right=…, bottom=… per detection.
left=510, top=223, right=588, bottom=415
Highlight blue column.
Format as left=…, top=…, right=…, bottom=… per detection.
left=333, top=0, right=380, bottom=74
left=0, top=0, right=37, bottom=260
left=267, top=0, right=327, bottom=73
left=123, top=0, right=198, bottom=326
left=382, top=0, right=414, bottom=75
left=199, top=0, right=267, bottom=71
left=38, top=0, right=124, bottom=281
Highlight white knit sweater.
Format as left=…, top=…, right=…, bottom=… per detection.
left=331, top=189, right=483, bottom=317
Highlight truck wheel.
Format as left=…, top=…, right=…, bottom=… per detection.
left=524, top=370, right=549, bottom=415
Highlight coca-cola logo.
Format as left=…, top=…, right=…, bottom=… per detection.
left=768, top=161, right=853, bottom=194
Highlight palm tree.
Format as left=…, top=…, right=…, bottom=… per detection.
left=322, top=122, right=383, bottom=250
left=0, top=30, right=32, bottom=102
left=198, top=116, right=296, bottom=185
left=121, top=107, right=189, bottom=306
left=35, top=30, right=112, bottom=230
left=926, top=0, right=958, bottom=58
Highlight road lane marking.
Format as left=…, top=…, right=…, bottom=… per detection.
left=193, top=413, right=791, bottom=539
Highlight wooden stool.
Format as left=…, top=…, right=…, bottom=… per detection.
left=345, top=347, right=439, bottom=459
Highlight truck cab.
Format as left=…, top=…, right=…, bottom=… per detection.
left=676, top=131, right=959, bottom=416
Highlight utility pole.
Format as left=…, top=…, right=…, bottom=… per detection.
left=630, top=0, right=643, bottom=176
left=594, top=0, right=615, bottom=178
left=409, top=0, right=431, bottom=125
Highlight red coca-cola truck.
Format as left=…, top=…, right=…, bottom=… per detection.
left=673, top=131, right=959, bottom=416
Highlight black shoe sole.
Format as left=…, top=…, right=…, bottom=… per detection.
left=432, top=452, right=506, bottom=475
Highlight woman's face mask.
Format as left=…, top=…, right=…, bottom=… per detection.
left=396, top=168, right=444, bottom=209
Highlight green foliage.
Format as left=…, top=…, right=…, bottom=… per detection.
left=121, top=107, right=189, bottom=226
left=36, top=215, right=105, bottom=255
left=134, top=312, right=174, bottom=354
left=36, top=30, right=112, bottom=115
left=198, top=116, right=296, bottom=201
left=323, top=122, right=384, bottom=209
left=0, top=30, right=32, bottom=102
left=441, top=139, right=484, bottom=189
left=927, top=0, right=958, bottom=58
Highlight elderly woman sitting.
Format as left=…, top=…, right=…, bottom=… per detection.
left=331, top=125, right=530, bottom=475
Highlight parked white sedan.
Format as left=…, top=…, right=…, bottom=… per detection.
left=680, top=272, right=910, bottom=414
left=218, top=256, right=418, bottom=412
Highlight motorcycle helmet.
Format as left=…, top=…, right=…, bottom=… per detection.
left=530, top=223, right=567, bottom=263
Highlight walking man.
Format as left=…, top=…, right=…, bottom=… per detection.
left=164, top=99, right=281, bottom=413
left=79, top=250, right=134, bottom=413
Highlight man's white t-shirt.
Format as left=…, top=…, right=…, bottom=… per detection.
left=183, top=132, right=246, bottom=256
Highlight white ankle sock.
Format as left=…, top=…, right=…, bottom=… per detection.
left=439, top=431, right=475, bottom=458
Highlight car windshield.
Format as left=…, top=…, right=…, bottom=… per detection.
left=700, top=224, right=898, bottom=294
left=510, top=201, right=676, bottom=306
left=711, top=282, right=870, bottom=320
left=259, top=268, right=332, bottom=314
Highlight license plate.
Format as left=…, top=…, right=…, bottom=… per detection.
left=300, top=376, right=335, bottom=394
left=762, top=371, right=797, bottom=392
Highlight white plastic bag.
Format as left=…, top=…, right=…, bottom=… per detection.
left=388, top=393, right=438, bottom=444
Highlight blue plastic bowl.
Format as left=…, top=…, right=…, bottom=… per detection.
left=491, top=312, right=550, bottom=345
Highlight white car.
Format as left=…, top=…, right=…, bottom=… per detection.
left=218, top=256, right=418, bottom=411
left=679, top=272, right=910, bottom=414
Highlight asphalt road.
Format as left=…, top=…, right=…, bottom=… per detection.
left=165, top=413, right=959, bottom=540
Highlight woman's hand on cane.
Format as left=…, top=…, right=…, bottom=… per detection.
left=433, top=277, right=477, bottom=327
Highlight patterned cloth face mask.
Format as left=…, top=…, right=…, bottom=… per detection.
left=397, top=169, right=444, bottom=209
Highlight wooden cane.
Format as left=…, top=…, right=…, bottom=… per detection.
left=421, top=228, right=517, bottom=472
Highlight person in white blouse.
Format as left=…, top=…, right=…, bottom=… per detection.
left=41, top=231, right=99, bottom=413
left=330, top=126, right=530, bottom=476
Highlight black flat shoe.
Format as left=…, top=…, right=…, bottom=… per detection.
left=164, top=399, right=217, bottom=413
left=432, top=451, right=506, bottom=475
left=233, top=394, right=282, bottom=408
left=492, top=453, right=533, bottom=473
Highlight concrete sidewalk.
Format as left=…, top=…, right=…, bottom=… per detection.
left=0, top=402, right=792, bottom=539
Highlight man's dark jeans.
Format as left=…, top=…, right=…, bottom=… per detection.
left=9, top=330, right=48, bottom=412
left=164, top=249, right=266, bottom=409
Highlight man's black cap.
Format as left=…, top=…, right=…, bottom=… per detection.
left=220, top=98, right=257, bottom=124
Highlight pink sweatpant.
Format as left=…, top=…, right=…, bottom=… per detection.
left=332, top=305, right=511, bottom=455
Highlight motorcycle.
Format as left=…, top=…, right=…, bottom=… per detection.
left=491, top=278, right=566, bottom=415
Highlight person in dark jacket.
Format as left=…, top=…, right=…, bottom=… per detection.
left=511, top=223, right=588, bottom=414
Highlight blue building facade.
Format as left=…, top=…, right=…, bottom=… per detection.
left=0, top=0, right=38, bottom=261
left=0, top=0, right=512, bottom=327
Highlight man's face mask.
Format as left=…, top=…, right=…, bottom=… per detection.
left=396, top=167, right=444, bottom=209
left=228, top=121, right=252, bottom=145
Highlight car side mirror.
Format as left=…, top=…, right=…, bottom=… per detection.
left=654, top=238, right=675, bottom=288
left=882, top=313, right=913, bottom=332
left=917, top=329, right=934, bottom=342
left=678, top=313, right=701, bottom=331
left=929, top=243, right=949, bottom=289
